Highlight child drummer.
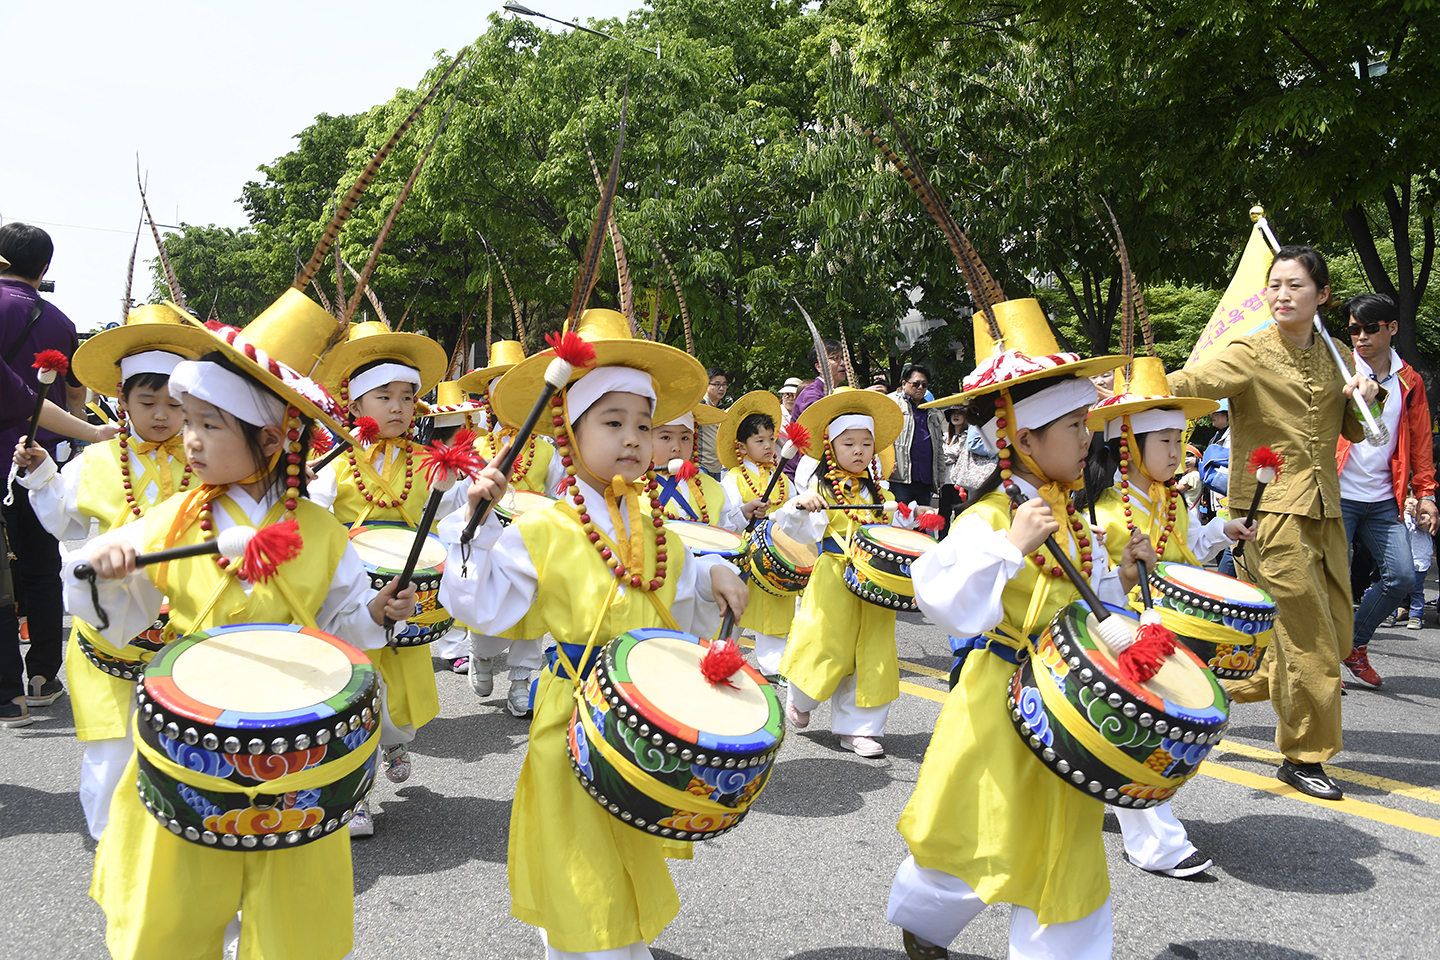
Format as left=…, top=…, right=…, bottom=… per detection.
left=425, top=378, right=487, bottom=673
left=888, top=300, right=1151, bottom=960
left=439, top=308, right=749, bottom=960
left=650, top=402, right=748, bottom=529
left=67, top=290, right=416, bottom=960
left=309, top=319, right=448, bottom=834
left=12, top=302, right=213, bottom=840
left=1081, top=356, right=1255, bottom=880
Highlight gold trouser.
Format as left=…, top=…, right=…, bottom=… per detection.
left=1226, top=511, right=1350, bottom=763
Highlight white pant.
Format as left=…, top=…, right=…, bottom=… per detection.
left=540, top=928, right=652, bottom=959
left=470, top=633, right=547, bottom=680
left=433, top=628, right=469, bottom=660
left=79, top=735, right=133, bottom=841
left=788, top=673, right=890, bottom=737
left=378, top=675, right=416, bottom=747
left=1114, top=801, right=1196, bottom=871
left=887, top=855, right=1112, bottom=960
left=752, top=632, right=787, bottom=676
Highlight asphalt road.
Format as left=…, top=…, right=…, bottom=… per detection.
left=3, top=602, right=1439, bottom=959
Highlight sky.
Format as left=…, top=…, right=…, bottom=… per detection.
left=1, top=0, right=638, bottom=333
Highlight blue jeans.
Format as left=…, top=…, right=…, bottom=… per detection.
left=1410, top=568, right=1428, bottom=619
left=1217, top=547, right=1235, bottom=577
left=1343, top=497, right=1415, bottom=647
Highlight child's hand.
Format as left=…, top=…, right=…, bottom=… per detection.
left=13, top=439, right=48, bottom=471
left=1119, top=530, right=1158, bottom=594
left=742, top=497, right=768, bottom=521
left=1225, top=518, right=1257, bottom=542
left=1007, top=498, right=1060, bottom=556
left=86, top=541, right=138, bottom=581
left=369, top=576, right=419, bottom=626
left=305, top=463, right=319, bottom=485
left=465, top=450, right=511, bottom=521
left=794, top=491, right=826, bottom=513
left=710, top=564, right=749, bottom=619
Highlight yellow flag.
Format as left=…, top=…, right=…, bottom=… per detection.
left=1185, top=221, right=1275, bottom=369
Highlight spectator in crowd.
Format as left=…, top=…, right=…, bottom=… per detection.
left=697, top=367, right=728, bottom=479
left=887, top=363, right=946, bottom=506
left=869, top=373, right=890, bottom=394
left=1390, top=495, right=1432, bottom=631
left=1336, top=293, right=1437, bottom=688
left=786, top=338, right=847, bottom=480
left=1092, top=367, right=1115, bottom=402
left=1200, top=400, right=1233, bottom=573
left=1, top=224, right=117, bottom=728
left=779, top=377, right=803, bottom=429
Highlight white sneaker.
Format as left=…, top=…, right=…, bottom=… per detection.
left=382, top=743, right=412, bottom=783
left=840, top=734, right=884, bottom=758
left=348, top=801, right=374, bottom=837
left=470, top=657, right=495, bottom=698
left=506, top=677, right=532, bottom=718
left=785, top=701, right=810, bottom=729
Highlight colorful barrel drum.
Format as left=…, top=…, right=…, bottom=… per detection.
left=663, top=519, right=745, bottom=562
left=494, top=488, right=559, bottom=526
left=78, top=604, right=172, bottom=679
left=134, top=623, right=380, bottom=849
left=843, top=525, right=938, bottom=612
left=1009, top=602, right=1230, bottom=808
left=1143, top=562, right=1275, bottom=680
left=742, top=518, right=818, bottom=596
left=349, top=522, right=454, bottom=646
left=567, top=627, right=785, bottom=841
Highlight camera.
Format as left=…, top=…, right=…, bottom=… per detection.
left=38, top=280, right=54, bottom=292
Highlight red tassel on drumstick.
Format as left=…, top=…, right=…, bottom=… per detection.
left=309, top=416, right=378, bottom=473
left=1122, top=560, right=1177, bottom=683
left=744, top=422, right=811, bottom=533
left=16, top=350, right=70, bottom=479
left=1235, top=446, right=1283, bottom=560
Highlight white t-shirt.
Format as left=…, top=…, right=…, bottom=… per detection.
left=1339, top=348, right=1405, bottom=503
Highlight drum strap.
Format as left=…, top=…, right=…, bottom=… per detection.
left=552, top=576, right=682, bottom=690
left=131, top=714, right=379, bottom=802
left=1131, top=601, right=1273, bottom=649
left=1030, top=657, right=1187, bottom=792
left=186, top=499, right=319, bottom=633
left=351, top=444, right=419, bottom=529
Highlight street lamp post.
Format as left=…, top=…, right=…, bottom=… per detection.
left=502, top=3, right=660, bottom=59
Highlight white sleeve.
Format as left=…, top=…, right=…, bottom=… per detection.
left=768, top=499, right=828, bottom=544
left=20, top=453, right=91, bottom=542
left=794, top=455, right=820, bottom=491
left=436, top=506, right=539, bottom=636
left=1187, top=505, right=1234, bottom=564
left=714, top=479, right=746, bottom=534
left=545, top=455, right=566, bottom=497
left=316, top=543, right=390, bottom=650
left=670, top=551, right=727, bottom=638
left=309, top=466, right=339, bottom=510
left=61, top=519, right=163, bottom=646
left=912, top=513, right=1022, bottom=637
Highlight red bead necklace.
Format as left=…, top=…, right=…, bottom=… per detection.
left=994, top=398, right=1093, bottom=579
left=1118, top=418, right=1177, bottom=557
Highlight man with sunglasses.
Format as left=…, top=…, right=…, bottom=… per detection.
left=1336, top=293, right=1437, bottom=687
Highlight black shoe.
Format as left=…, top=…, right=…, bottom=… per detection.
left=0, top=697, right=32, bottom=728
left=1148, top=850, right=1213, bottom=878
left=1277, top=760, right=1344, bottom=800
left=25, top=677, right=63, bottom=707
left=903, top=930, right=948, bottom=960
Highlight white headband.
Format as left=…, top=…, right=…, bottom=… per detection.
left=662, top=412, right=695, bottom=430
left=980, top=377, right=1097, bottom=451
left=169, top=360, right=285, bottom=428
left=349, top=362, right=421, bottom=402
left=1103, top=407, right=1187, bottom=441
left=567, top=365, right=657, bottom=423
left=120, top=350, right=184, bottom=382
left=829, top=414, right=874, bottom=438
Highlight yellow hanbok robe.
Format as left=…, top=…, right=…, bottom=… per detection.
left=327, top=437, right=439, bottom=730
left=1094, top=484, right=1202, bottom=567
left=900, top=488, right=1107, bottom=925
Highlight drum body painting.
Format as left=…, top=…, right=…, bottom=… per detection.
left=493, top=489, right=559, bottom=526
left=134, top=623, right=381, bottom=849
left=350, top=522, right=454, bottom=646
left=567, top=628, right=784, bottom=841
left=742, top=518, right=818, bottom=596
left=843, top=524, right=937, bottom=612
left=1142, top=562, right=1275, bottom=681
left=1009, top=603, right=1229, bottom=808
left=663, top=519, right=745, bottom=563
left=79, top=605, right=171, bottom=680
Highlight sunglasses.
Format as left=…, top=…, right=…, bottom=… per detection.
left=1348, top=321, right=1390, bottom=336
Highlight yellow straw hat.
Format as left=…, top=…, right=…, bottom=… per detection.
left=797, top=386, right=903, bottom=452
left=72, top=302, right=218, bottom=397
left=1086, top=356, right=1217, bottom=431
left=315, top=320, right=447, bottom=400
left=717, top=390, right=782, bottom=469
left=457, top=340, right=527, bottom=395
left=491, top=309, right=706, bottom=435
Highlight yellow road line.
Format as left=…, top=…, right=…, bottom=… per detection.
left=1201, top=759, right=1440, bottom=839
left=1215, top=739, right=1440, bottom=808
left=900, top=680, right=947, bottom=703
left=898, top=659, right=950, bottom=681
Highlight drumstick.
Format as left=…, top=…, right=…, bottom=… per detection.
left=460, top=332, right=595, bottom=545
left=652, top=459, right=687, bottom=474
left=308, top=417, right=379, bottom=473
left=74, top=526, right=256, bottom=631
left=17, top=351, right=70, bottom=479
left=823, top=502, right=898, bottom=512
left=1234, top=446, right=1282, bottom=560
left=1313, top=312, right=1388, bottom=448
left=745, top=423, right=812, bottom=532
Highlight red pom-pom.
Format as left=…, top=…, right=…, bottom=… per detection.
left=1118, top=621, right=1177, bottom=684
left=32, top=349, right=69, bottom=376
left=309, top=430, right=334, bottom=456
left=545, top=330, right=597, bottom=369
left=917, top=511, right=946, bottom=534
left=700, top=637, right=745, bottom=689
left=452, top=428, right=480, bottom=451
left=894, top=500, right=913, bottom=520
left=781, top=421, right=812, bottom=454
left=1247, top=445, right=1284, bottom=478
left=238, top=519, right=303, bottom=584
left=354, top=417, right=379, bottom=444
left=421, top=436, right=484, bottom=486
left=675, top=460, right=699, bottom=482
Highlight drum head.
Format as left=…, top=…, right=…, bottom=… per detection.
left=1083, top=612, right=1215, bottom=711
left=665, top=520, right=745, bottom=553
left=1156, top=562, right=1271, bottom=605
left=498, top=489, right=557, bottom=517
left=624, top=633, right=772, bottom=737
left=350, top=525, right=446, bottom=574
left=768, top=522, right=818, bottom=566
left=863, top=525, right=938, bottom=556
left=166, top=628, right=357, bottom=716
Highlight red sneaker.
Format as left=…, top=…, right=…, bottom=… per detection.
left=1343, top=647, right=1383, bottom=688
